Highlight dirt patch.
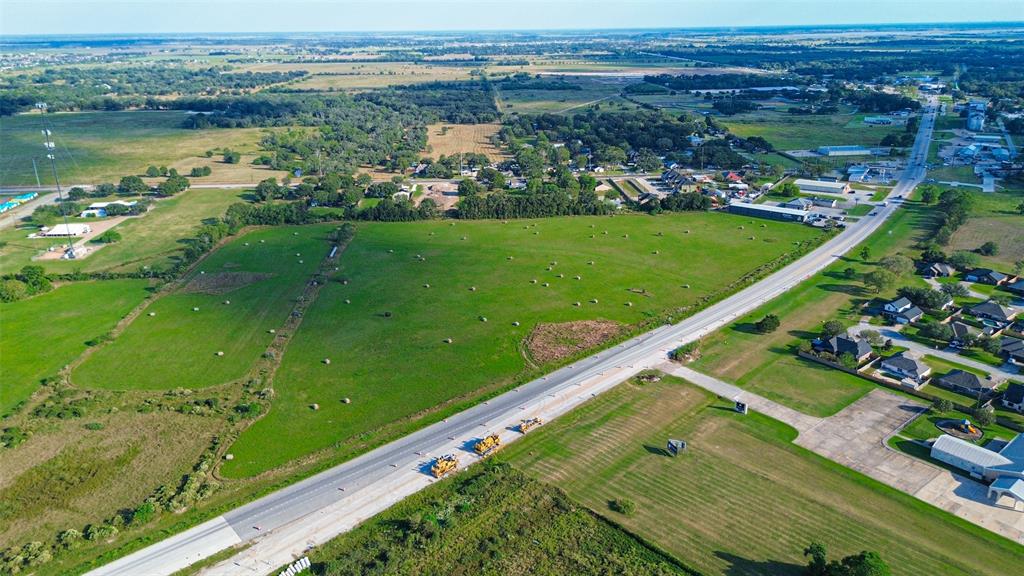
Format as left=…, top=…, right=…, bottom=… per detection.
left=181, top=271, right=273, bottom=294
left=525, top=320, right=621, bottom=365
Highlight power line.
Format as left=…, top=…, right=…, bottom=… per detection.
left=36, top=102, right=77, bottom=259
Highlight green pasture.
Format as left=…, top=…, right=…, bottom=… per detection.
left=722, top=109, right=904, bottom=151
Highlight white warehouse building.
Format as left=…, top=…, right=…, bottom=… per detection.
left=931, top=433, right=1024, bottom=509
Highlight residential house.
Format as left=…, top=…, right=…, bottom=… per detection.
left=880, top=352, right=931, bottom=386
left=882, top=297, right=924, bottom=324
left=969, top=300, right=1017, bottom=325
left=965, top=268, right=1008, bottom=285
left=1002, top=383, right=1024, bottom=414
left=1005, top=279, right=1024, bottom=297
left=811, top=334, right=873, bottom=362
left=950, top=321, right=979, bottom=348
left=1002, top=337, right=1024, bottom=365
left=934, top=369, right=994, bottom=398
left=922, top=262, right=956, bottom=278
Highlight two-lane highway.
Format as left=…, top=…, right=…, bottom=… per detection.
left=88, top=98, right=938, bottom=576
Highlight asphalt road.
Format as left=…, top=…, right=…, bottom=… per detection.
left=88, top=100, right=937, bottom=576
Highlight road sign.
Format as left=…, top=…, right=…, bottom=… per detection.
left=735, top=401, right=748, bottom=415
left=667, top=438, right=686, bottom=456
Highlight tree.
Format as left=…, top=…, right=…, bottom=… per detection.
left=804, top=542, right=891, bottom=576
left=1014, top=259, right=1024, bottom=277
left=145, top=165, right=160, bottom=177
left=863, top=269, right=896, bottom=293
left=843, top=267, right=857, bottom=279
left=17, top=265, right=51, bottom=295
left=977, top=241, right=999, bottom=256
left=979, top=335, right=1001, bottom=355
left=458, top=178, right=483, bottom=197
left=838, top=352, right=859, bottom=369
left=804, top=542, right=828, bottom=576
left=822, top=319, right=845, bottom=338
left=940, top=282, right=969, bottom=298
left=1017, top=200, right=1024, bottom=215
left=932, top=398, right=954, bottom=414
left=859, top=246, right=871, bottom=261
left=920, top=186, right=937, bottom=204
left=920, top=245, right=946, bottom=263
left=254, top=178, right=281, bottom=202
left=118, top=175, right=148, bottom=196
left=947, top=250, right=979, bottom=270
left=67, top=186, right=88, bottom=201
left=859, top=329, right=883, bottom=346
left=755, top=314, right=781, bottom=334
left=0, top=279, right=28, bottom=303
left=972, top=406, right=995, bottom=427
left=637, top=148, right=662, bottom=172
left=919, top=321, right=954, bottom=342
left=223, top=149, right=241, bottom=164
left=878, top=255, right=913, bottom=276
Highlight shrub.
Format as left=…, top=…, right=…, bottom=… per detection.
left=609, top=498, right=636, bottom=516
left=821, top=319, right=845, bottom=338
left=755, top=314, right=781, bottom=334
left=972, top=406, right=995, bottom=427
left=93, top=230, right=122, bottom=244
left=931, top=398, right=954, bottom=414
left=84, top=422, right=104, bottom=431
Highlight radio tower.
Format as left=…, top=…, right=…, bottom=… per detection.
left=36, top=102, right=76, bottom=258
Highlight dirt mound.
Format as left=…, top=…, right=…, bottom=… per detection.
left=526, top=320, right=621, bottom=365
left=181, top=272, right=273, bottom=294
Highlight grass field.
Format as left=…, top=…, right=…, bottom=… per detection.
left=424, top=123, right=506, bottom=161
left=0, top=110, right=280, bottom=186
left=0, top=188, right=250, bottom=276
left=948, top=189, right=1024, bottom=269
left=242, top=61, right=478, bottom=89
left=72, top=225, right=331, bottom=391
left=691, top=198, right=936, bottom=416
left=222, top=213, right=821, bottom=477
left=304, top=463, right=689, bottom=575
left=502, top=375, right=1024, bottom=576
left=722, top=109, right=904, bottom=151
left=496, top=76, right=630, bottom=115
left=0, top=280, right=152, bottom=415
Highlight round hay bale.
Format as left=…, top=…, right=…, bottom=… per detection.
left=216, top=351, right=224, bottom=357
left=738, top=226, right=744, bottom=230
left=268, top=329, right=276, bottom=334
left=682, top=283, right=690, bottom=289
left=551, top=261, right=557, bottom=266
left=323, top=358, right=331, bottom=365
left=512, top=321, right=520, bottom=326
left=344, top=299, right=351, bottom=304
left=530, top=279, right=538, bottom=284
left=590, top=234, right=595, bottom=238
left=588, top=261, right=594, bottom=265
left=684, top=230, right=690, bottom=234
left=244, top=242, right=250, bottom=246
left=224, top=453, right=234, bottom=460
left=749, top=236, right=755, bottom=240
left=603, top=230, right=608, bottom=235
left=533, top=231, right=539, bottom=235
left=342, top=279, right=349, bottom=285
left=557, top=273, right=564, bottom=278
left=761, top=224, right=767, bottom=228
left=546, top=266, right=553, bottom=271
left=479, top=316, right=488, bottom=322
left=449, top=222, right=455, bottom=226
left=192, top=307, right=200, bottom=312
left=469, top=286, right=477, bottom=291
left=507, top=256, right=514, bottom=260
left=423, top=283, right=431, bottom=288
left=626, top=301, right=633, bottom=307
left=296, top=253, right=301, bottom=256
left=342, top=397, right=351, bottom=404
left=591, top=298, right=599, bottom=304
left=294, top=232, right=299, bottom=236
left=657, top=231, right=664, bottom=236
left=542, top=282, right=550, bottom=287
left=224, top=300, right=231, bottom=305
left=388, top=249, right=394, bottom=253
left=574, top=301, right=581, bottom=307
left=623, top=234, right=629, bottom=238
left=260, top=239, right=266, bottom=243
left=574, top=275, right=581, bottom=280
left=310, top=403, right=319, bottom=410
left=444, top=337, right=453, bottom=344
left=461, top=236, right=467, bottom=240
left=299, top=260, right=304, bottom=264
left=200, top=271, right=205, bottom=275
left=653, top=250, right=659, bottom=255
left=148, top=312, right=156, bottom=317
left=590, top=224, right=595, bottom=228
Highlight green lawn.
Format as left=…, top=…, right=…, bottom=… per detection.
left=0, top=188, right=249, bottom=276
left=722, top=108, right=904, bottom=151
left=0, top=110, right=272, bottom=186
left=72, top=225, right=331, bottom=391
left=691, top=199, right=936, bottom=416
left=0, top=279, right=151, bottom=415
left=222, top=212, right=821, bottom=477
left=503, top=375, right=1023, bottom=576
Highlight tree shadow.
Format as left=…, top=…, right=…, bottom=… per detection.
left=786, top=328, right=818, bottom=340
left=731, top=322, right=761, bottom=335
left=818, top=283, right=865, bottom=296
left=713, top=551, right=804, bottom=576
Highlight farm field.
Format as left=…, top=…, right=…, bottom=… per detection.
left=281, top=62, right=478, bottom=90
left=496, top=76, right=632, bottom=114
left=0, top=110, right=280, bottom=187
left=691, top=197, right=936, bottom=416
left=947, top=189, right=1024, bottom=269
left=0, top=188, right=249, bottom=276
left=423, top=123, right=506, bottom=161
left=0, top=279, right=151, bottom=415
left=304, top=463, right=690, bottom=575
left=503, top=375, right=1024, bottom=576
left=722, top=109, right=904, bottom=151
left=222, top=212, right=822, bottom=477
left=72, top=225, right=332, bottom=391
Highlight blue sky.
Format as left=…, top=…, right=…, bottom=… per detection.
left=1, top=1, right=1021, bottom=36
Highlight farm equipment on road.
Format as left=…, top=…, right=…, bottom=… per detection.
left=518, top=417, right=543, bottom=434
left=474, top=434, right=502, bottom=457
left=430, top=454, right=458, bottom=478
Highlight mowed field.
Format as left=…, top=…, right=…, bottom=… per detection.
left=0, top=188, right=249, bottom=276
left=248, top=62, right=478, bottom=90
left=502, top=376, right=1024, bottom=576
left=0, top=279, right=152, bottom=415
left=72, top=225, right=332, bottom=391
left=424, top=123, right=506, bottom=161
left=722, top=108, right=904, bottom=151
left=0, top=110, right=278, bottom=186
left=948, top=189, right=1024, bottom=270
left=222, top=213, right=820, bottom=477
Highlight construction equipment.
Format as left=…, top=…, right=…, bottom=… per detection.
left=430, top=454, right=458, bottom=478
left=474, top=434, right=502, bottom=456
left=518, top=418, right=543, bottom=434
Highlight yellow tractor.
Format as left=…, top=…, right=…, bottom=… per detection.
left=474, top=434, right=502, bottom=457
left=430, top=454, right=458, bottom=478
left=518, top=417, right=543, bottom=434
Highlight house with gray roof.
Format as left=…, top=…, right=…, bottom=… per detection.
left=1003, top=383, right=1024, bottom=414
left=934, top=369, right=993, bottom=397
left=880, top=352, right=931, bottom=387
left=1006, top=278, right=1024, bottom=296
left=922, top=262, right=956, bottom=278
left=965, top=268, right=1008, bottom=285
left=811, top=334, right=873, bottom=362
left=968, top=300, right=1017, bottom=325
left=882, top=297, right=923, bottom=324
left=1002, top=337, right=1024, bottom=365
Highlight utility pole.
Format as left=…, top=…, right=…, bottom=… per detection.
left=37, top=102, right=76, bottom=258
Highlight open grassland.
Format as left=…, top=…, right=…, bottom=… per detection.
left=502, top=376, right=1024, bottom=576
left=0, top=111, right=281, bottom=186
left=424, top=123, right=506, bottom=161
left=0, top=188, right=249, bottom=276
left=722, top=109, right=904, bottom=151
left=257, top=62, right=477, bottom=90
left=72, top=225, right=332, bottom=391
left=691, top=198, right=936, bottom=416
left=496, top=76, right=630, bottom=115
left=304, top=463, right=690, bottom=576
left=948, top=189, right=1024, bottom=269
left=0, top=409, right=222, bottom=550
left=222, top=213, right=821, bottom=477
left=0, top=280, right=151, bottom=415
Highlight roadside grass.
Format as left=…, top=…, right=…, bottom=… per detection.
left=721, top=108, right=904, bottom=151
left=222, top=212, right=821, bottom=477
left=302, top=463, right=691, bottom=575
left=0, top=279, right=152, bottom=415
left=0, top=110, right=276, bottom=186
left=72, top=225, right=332, bottom=391
left=502, top=375, right=1023, bottom=576
left=691, top=200, right=936, bottom=416
left=0, top=188, right=249, bottom=276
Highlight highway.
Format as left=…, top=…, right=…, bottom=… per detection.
left=87, top=99, right=937, bottom=576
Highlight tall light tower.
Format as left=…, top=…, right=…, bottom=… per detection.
left=36, top=102, right=76, bottom=258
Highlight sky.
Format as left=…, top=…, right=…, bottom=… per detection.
left=0, top=0, right=1021, bottom=36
